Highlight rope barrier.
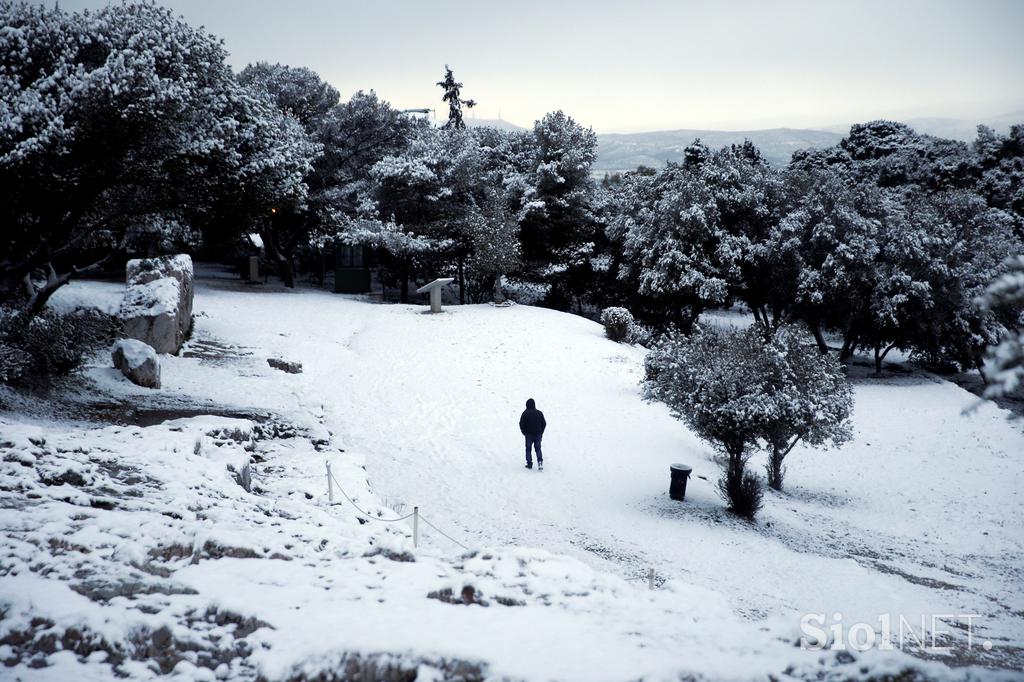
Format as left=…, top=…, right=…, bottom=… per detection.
left=325, top=462, right=471, bottom=551
left=418, top=513, right=471, bottom=551
left=328, top=470, right=416, bottom=522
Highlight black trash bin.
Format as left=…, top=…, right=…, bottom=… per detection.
left=669, top=464, right=692, bottom=501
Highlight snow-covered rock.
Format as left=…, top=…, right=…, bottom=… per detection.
left=121, top=255, right=194, bottom=353
left=127, top=255, right=194, bottom=332
left=110, top=338, right=160, bottom=388
left=267, top=357, right=302, bottom=374
left=120, top=277, right=182, bottom=354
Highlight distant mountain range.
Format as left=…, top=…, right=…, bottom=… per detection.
left=465, top=113, right=1024, bottom=173
left=595, top=128, right=843, bottom=171
left=816, top=112, right=1024, bottom=143
left=464, top=117, right=526, bottom=132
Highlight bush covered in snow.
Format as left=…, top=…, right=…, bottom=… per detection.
left=503, top=278, right=550, bottom=306
left=600, top=307, right=635, bottom=342
left=0, top=306, right=119, bottom=384
left=718, top=468, right=764, bottom=520
left=644, top=324, right=853, bottom=516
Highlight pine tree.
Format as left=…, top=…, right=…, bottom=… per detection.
left=436, top=65, right=476, bottom=130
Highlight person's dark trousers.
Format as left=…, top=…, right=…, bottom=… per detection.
left=525, top=434, right=543, bottom=466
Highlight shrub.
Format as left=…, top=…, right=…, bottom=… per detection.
left=718, top=469, right=764, bottom=520
left=600, top=307, right=635, bottom=342
left=626, top=321, right=654, bottom=347
left=0, top=306, right=121, bottom=384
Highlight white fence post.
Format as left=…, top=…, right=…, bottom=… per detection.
left=413, top=506, right=419, bottom=548
left=326, top=461, right=334, bottom=505
left=648, top=568, right=655, bottom=590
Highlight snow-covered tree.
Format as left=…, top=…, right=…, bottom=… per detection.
left=974, top=124, right=1024, bottom=237
left=238, top=62, right=340, bottom=130
left=344, top=123, right=532, bottom=304
left=311, top=90, right=423, bottom=223
left=436, top=65, right=476, bottom=130
left=836, top=120, right=978, bottom=191
left=608, top=163, right=724, bottom=329
left=644, top=324, right=853, bottom=515
left=979, top=255, right=1024, bottom=397
left=779, top=166, right=1022, bottom=370
left=346, top=126, right=473, bottom=300
left=464, top=192, right=521, bottom=303
left=516, top=111, right=600, bottom=310
left=608, top=143, right=788, bottom=331
left=0, top=1, right=315, bottom=308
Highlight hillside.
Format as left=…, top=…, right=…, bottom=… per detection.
left=1, top=269, right=1021, bottom=680
left=464, top=117, right=527, bottom=132
left=816, top=112, right=1024, bottom=142
left=594, top=127, right=844, bottom=171
left=455, top=114, right=1024, bottom=173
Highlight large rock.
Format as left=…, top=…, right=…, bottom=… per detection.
left=111, top=339, right=161, bottom=388
left=121, top=255, right=194, bottom=354
left=126, top=255, right=194, bottom=336
left=120, top=277, right=182, bottom=354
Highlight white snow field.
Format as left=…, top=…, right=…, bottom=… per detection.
left=1, top=266, right=1021, bottom=681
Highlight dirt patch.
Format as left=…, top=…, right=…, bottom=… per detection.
left=273, top=651, right=486, bottom=682
left=363, top=547, right=415, bottom=562
left=427, top=585, right=488, bottom=606
left=181, top=337, right=254, bottom=365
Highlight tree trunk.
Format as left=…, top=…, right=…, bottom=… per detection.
left=399, top=259, right=410, bottom=304
left=748, top=302, right=765, bottom=328
left=807, top=320, right=829, bottom=354
left=24, top=255, right=117, bottom=317
left=839, top=325, right=859, bottom=363
left=260, top=223, right=294, bottom=288
left=458, top=254, right=465, bottom=305
left=492, top=273, right=506, bottom=304
left=766, top=449, right=785, bottom=491
left=874, top=343, right=896, bottom=375
left=725, top=448, right=746, bottom=489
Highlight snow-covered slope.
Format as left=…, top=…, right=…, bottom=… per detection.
left=3, top=269, right=1021, bottom=680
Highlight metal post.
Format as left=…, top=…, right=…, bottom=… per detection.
left=413, top=506, right=419, bottom=548
left=648, top=568, right=655, bottom=590
left=326, top=461, right=334, bottom=505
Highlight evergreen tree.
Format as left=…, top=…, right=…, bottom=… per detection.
left=436, top=65, right=476, bottom=130
left=515, top=111, right=600, bottom=311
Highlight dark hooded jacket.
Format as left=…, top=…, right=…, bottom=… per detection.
left=519, top=399, right=546, bottom=436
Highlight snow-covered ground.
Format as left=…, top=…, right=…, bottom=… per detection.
left=2, top=265, right=1022, bottom=680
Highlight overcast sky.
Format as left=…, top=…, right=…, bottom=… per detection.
left=54, top=0, right=1024, bottom=133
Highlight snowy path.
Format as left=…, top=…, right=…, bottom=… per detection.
left=52, top=272, right=1024, bottom=670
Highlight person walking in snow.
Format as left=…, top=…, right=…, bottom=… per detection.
left=519, top=398, right=546, bottom=470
